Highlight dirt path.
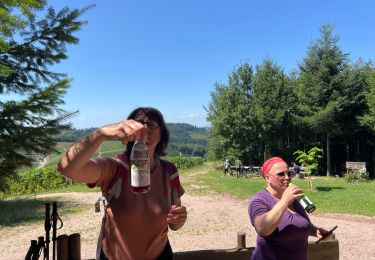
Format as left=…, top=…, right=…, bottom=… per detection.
left=1, top=174, right=374, bottom=259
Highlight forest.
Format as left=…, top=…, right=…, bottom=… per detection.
left=206, top=25, right=375, bottom=177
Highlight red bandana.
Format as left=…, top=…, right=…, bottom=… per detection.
left=261, top=157, right=286, bottom=178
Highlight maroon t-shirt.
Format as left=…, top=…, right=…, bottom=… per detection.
left=248, top=189, right=312, bottom=260
left=90, top=157, right=184, bottom=260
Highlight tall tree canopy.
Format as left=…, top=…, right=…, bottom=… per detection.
left=359, top=70, right=375, bottom=132
left=0, top=1, right=89, bottom=180
left=205, top=63, right=254, bottom=162
left=297, top=24, right=350, bottom=176
left=252, top=59, right=296, bottom=161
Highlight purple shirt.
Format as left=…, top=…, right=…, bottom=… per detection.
left=248, top=189, right=312, bottom=260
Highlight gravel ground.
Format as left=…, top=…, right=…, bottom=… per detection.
left=1, top=186, right=374, bottom=259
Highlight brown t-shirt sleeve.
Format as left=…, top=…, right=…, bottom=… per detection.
left=177, top=179, right=185, bottom=198
left=87, top=157, right=118, bottom=193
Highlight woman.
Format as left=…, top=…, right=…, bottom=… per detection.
left=58, top=107, right=187, bottom=260
left=248, top=157, right=328, bottom=260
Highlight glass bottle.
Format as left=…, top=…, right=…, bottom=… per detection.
left=289, top=183, right=316, bottom=213
left=130, top=141, right=150, bottom=193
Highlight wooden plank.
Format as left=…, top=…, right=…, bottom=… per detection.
left=345, top=161, right=366, bottom=171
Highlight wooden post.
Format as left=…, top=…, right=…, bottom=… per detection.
left=56, top=234, right=69, bottom=260
left=68, top=233, right=81, bottom=260
left=237, top=232, right=246, bottom=250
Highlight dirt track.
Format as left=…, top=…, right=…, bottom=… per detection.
left=1, top=183, right=374, bottom=259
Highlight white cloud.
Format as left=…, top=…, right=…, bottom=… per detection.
left=179, top=113, right=200, bottom=119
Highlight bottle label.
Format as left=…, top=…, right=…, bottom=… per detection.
left=131, top=163, right=150, bottom=187
left=304, top=196, right=314, bottom=205
left=299, top=198, right=308, bottom=208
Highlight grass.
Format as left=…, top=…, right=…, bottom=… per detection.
left=0, top=196, right=91, bottom=227
left=192, top=169, right=375, bottom=217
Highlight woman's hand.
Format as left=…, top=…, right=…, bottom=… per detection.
left=315, top=227, right=331, bottom=238
left=280, top=184, right=304, bottom=205
left=167, top=205, right=187, bottom=231
left=99, top=119, right=147, bottom=144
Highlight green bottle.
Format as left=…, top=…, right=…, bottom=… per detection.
left=290, top=183, right=316, bottom=213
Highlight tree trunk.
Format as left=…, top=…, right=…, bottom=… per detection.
left=260, top=144, right=265, bottom=162
left=346, top=144, right=350, bottom=162
left=356, top=139, right=360, bottom=161
left=308, top=174, right=313, bottom=190
left=326, top=134, right=331, bottom=177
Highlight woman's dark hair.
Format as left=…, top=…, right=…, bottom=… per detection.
left=125, top=107, right=169, bottom=157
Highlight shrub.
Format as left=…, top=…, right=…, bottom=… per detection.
left=163, top=156, right=204, bottom=170
left=8, top=166, right=69, bottom=195
left=345, top=171, right=369, bottom=183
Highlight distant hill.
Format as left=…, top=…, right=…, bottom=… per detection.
left=53, top=123, right=209, bottom=157
left=167, top=123, right=208, bottom=157
left=53, top=127, right=97, bottom=142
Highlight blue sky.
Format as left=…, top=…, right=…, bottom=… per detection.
left=48, top=0, right=375, bottom=129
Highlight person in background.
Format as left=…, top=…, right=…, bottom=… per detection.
left=235, top=158, right=242, bottom=178
left=292, top=162, right=301, bottom=175
left=58, top=107, right=187, bottom=260
left=248, top=157, right=329, bottom=260
left=224, top=158, right=230, bottom=175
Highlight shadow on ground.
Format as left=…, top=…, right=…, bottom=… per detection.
left=315, top=186, right=346, bottom=192
left=0, top=197, right=87, bottom=227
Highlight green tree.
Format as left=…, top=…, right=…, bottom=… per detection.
left=0, top=1, right=89, bottom=184
left=293, top=146, right=323, bottom=190
left=359, top=69, right=375, bottom=131
left=205, top=63, right=255, bottom=163
left=252, top=58, right=297, bottom=161
left=297, top=24, right=349, bottom=176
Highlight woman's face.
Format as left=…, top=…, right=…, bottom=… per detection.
left=266, top=161, right=291, bottom=192
left=134, top=114, right=161, bottom=148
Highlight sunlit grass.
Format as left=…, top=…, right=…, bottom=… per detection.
left=192, top=170, right=375, bottom=216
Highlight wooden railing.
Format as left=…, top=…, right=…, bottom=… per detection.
left=174, top=232, right=339, bottom=260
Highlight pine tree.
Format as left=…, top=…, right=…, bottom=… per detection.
left=206, top=63, right=254, bottom=163
left=252, top=58, right=296, bottom=161
left=0, top=1, right=90, bottom=183
left=297, top=24, right=349, bottom=176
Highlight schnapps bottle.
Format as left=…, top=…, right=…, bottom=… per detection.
left=130, top=141, right=150, bottom=193
left=289, top=183, right=316, bottom=213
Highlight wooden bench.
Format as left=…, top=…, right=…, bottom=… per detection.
left=345, top=161, right=366, bottom=173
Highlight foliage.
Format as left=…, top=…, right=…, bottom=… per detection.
left=358, top=70, right=375, bottom=131
left=205, top=24, right=375, bottom=178
left=344, top=171, right=369, bottom=183
left=294, top=147, right=323, bottom=189
left=205, top=63, right=255, bottom=163
left=296, top=24, right=355, bottom=176
left=251, top=58, right=297, bottom=160
left=7, top=166, right=69, bottom=195
left=293, top=147, right=323, bottom=175
left=0, top=1, right=91, bottom=183
left=163, top=156, right=204, bottom=170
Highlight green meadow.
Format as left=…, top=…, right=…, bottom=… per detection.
left=185, top=168, right=375, bottom=217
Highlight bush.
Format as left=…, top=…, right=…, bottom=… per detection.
left=163, top=156, right=204, bottom=170
left=345, top=171, right=369, bottom=183
left=8, top=166, right=69, bottom=195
